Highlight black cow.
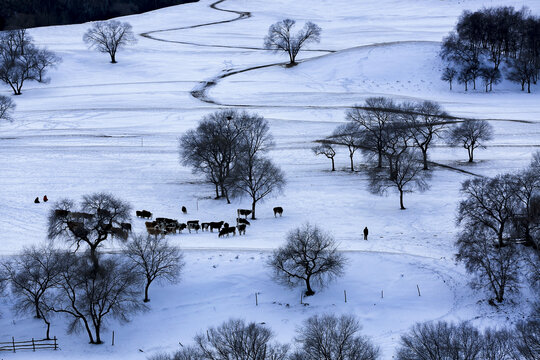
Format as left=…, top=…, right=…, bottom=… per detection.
left=181, top=206, right=187, bottom=214
left=209, top=221, right=224, bottom=232
left=237, top=218, right=250, bottom=226
left=54, top=209, right=69, bottom=217
left=237, top=224, right=246, bottom=235
left=201, top=223, right=211, bottom=231
left=237, top=209, right=252, bottom=218
left=136, top=210, right=152, bottom=219
left=218, top=226, right=236, bottom=237
left=273, top=207, right=283, bottom=217
left=121, top=222, right=132, bottom=232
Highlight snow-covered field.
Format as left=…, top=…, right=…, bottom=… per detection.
left=1, top=0, right=539, bottom=358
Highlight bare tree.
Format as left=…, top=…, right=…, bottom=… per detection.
left=34, top=48, right=61, bottom=83
left=510, top=169, right=540, bottom=245
left=0, top=28, right=58, bottom=95
left=124, top=234, right=184, bottom=303
left=193, top=319, right=289, bottom=360
left=83, top=20, right=136, bottom=63
left=514, top=307, right=540, bottom=360
left=396, top=321, right=512, bottom=360
left=331, top=122, right=361, bottom=172
left=48, top=253, right=144, bottom=344
left=456, top=226, right=520, bottom=303
left=441, top=66, right=457, bottom=90
left=457, top=174, right=517, bottom=247
left=264, top=19, right=321, bottom=65
left=47, top=193, right=132, bottom=270
left=269, top=223, right=346, bottom=296
left=0, top=95, right=15, bottom=122
left=368, top=149, right=430, bottom=210
left=312, top=142, right=337, bottom=171
left=346, top=97, right=398, bottom=168
left=231, top=156, right=285, bottom=220
left=404, top=100, right=449, bottom=170
left=447, top=119, right=493, bottom=162
left=294, top=314, right=380, bottom=360
left=2, top=246, right=63, bottom=339
left=480, top=67, right=502, bottom=92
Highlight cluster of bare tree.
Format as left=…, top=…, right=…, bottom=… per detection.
left=313, top=98, right=495, bottom=209
left=264, top=19, right=322, bottom=66
left=1, top=193, right=184, bottom=344
left=150, top=314, right=379, bottom=360
left=396, top=315, right=540, bottom=360
left=0, top=28, right=60, bottom=95
left=83, top=20, right=136, bottom=63
left=455, top=153, right=540, bottom=303
left=179, top=109, right=285, bottom=219
left=0, top=94, right=15, bottom=122
left=441, top=6, right=540, bottom=93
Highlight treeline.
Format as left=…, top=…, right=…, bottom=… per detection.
left=0, top=0, right=199, bottom=30
left=441, top=6, right=540, bottom=93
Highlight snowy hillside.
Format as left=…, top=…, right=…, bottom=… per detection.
left=1, top=0, right=539, bottom=358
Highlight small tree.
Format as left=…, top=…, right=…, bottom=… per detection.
left=312, top=143, right=337, bottom=171
left=269, top=223, right=346, bottom=296
left=231, top=156, right=285, bottom=220
left=2, top=246, right=63, bottom=339
left=49, top=253, right=144, bottom=344
left=368, top=149, right=430, bottom=210
left=457, top=174, right=517, bottom=247
left=480, top=67, right=502, bottom=92
left=514, top=307, right=540, bottom=360
left=447, top=119, right=493, bottom=162
left=0, top=95, right=15, bottom=122
left=83, top=20, right=136, bottom=63
left=34, top=48, right=61, bottom=83
left=331, top=122, right=361, bottom=172
left=264, top=19, right=321, bottom=65
left=193, top=319, right=289, bottom=360
left=47, top=192, right=132, bottom=270
left=294, top=314, right=380, bottom=360
left=404, top=100, right=448, bottom=170
left=456, top=226, right=520, bottom=303
left=124, top=234, right=184, bottom=302
left=441, top=66, right=457, bottom=90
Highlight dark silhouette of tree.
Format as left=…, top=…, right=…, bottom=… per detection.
left=264, top=19, right=321, bottom=65
left=47, top=193, right=132, bottom=270
left=48, top=253, right=144, bottom=344
left=514, top=306, right=540, bottom=360
left=447, top=119, right=493, bottom=162
left=231, top=157, right=285, bottom=220
left=368, top=149, right=430, bottom=210
left=124, top=234, right=184, bottom=302
left=404, top=100, right=449, bottom=170
left=34, top=48, right=61, bottom=82
left=331, top=122, right=361, bottom=172
left=83, top=20, right=136, bottom=63
left=269, top=223, right=345, bottom=296
left=2, top=246, right=63, bottom=339
left=507, top=53, right=537, bottom=93
left=312, top=143, right=337, bottom=171
left=456, top=226, right=520, bottom=303
left=346, top=97, right=398, bottom=168
left=480, top=67, right=502, bottom=92
left=193, top=319, right=289, bottom=360
left=0, top=95, right=15, bottom=122
left=293, top=314, right=380, bottom=360
left=457, top=174, right=517, bottom=247
left=441, top=66, right=457, bottom=90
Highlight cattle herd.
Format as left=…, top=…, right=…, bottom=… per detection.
left=135, top=206, right=284, bottom=238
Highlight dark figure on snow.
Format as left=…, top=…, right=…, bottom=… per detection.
left=43, top=195, right=48, bottom=202
left=181, top=206, right=187, bottom=214
left=34, top=197, right=40, bottom=204
left=363, top=227, right=368, bottom=240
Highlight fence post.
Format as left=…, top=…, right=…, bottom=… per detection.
left=54, top=336, right=57, bottom=350
left=12, top=336, right=15, bottom=353
left=344, top=290, right=347, bottom=303
left=255, top=293, right=258, bottom=306
left=112, top=331, right=115, bottom=346
left=300, top=292, right=303, bottom=305
left=32, top=338, right=35, bottom=351
left=381, top=290, right=384, bottom=299
left=417, top=284, right=421, bottom=297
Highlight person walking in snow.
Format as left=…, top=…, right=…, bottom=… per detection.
left=363, top=226, right=368, bottom=240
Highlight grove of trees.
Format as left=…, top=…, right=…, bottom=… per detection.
left=440, top=6, right=540, bottom=93
left=179, top=109, right=285, bottom=219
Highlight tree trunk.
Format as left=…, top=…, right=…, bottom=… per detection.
left=144, top=280, right=151, bottom=302
left=305, top=277, right=315, bottom=296
left=399, top=189, right=406, bottom=210
left=422, top=148, right=428, bottom=170
left=467, top=147, right=474, bottom=163
left=214, top=184, right=219, bottom=199
left=45, top=318, right=51, bottom=340
left=527, top=80, right=531, bottom=93
left=35, top=301, right=41, bottom=319
left=110, top=52, right=116, bottom=64
left=465, top=81, right=468, bottom=91
left=251, top=199, right=256, bottom=220
left=521, top=80, right=525, bottom=91
left=349, top=152, right=354, bottom=172
left=82, top=318, right=95, bottom=344
left=331, top=157, right=335, bottom=171
left=90, top=246, right=99, bottom=271
left=95, top=323, right=102, bottom=344
left=377, top=151, right=383, bottom=168
left=449, top=80, right=452, bottom=90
